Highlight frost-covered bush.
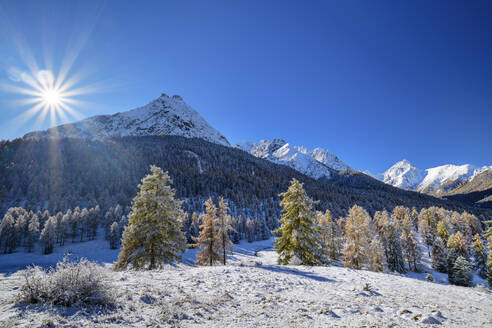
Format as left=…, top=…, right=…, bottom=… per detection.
left=17, top=257, right=115, bottom=307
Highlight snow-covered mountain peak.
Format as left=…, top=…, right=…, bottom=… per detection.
left=382, top=160, right=424, bottom=190
left=377, top=159, right=492, bottom=194
left=417, top=164, right=478, bottom=193
left=235, top=139, right=350, bottom=179
left=24, top=93, right=230, bottom=146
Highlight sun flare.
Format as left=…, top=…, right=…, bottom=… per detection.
left=42, top=88, right=62, bottom=106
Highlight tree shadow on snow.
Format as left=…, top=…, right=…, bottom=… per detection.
left=255, top=265, right=336, bottom=282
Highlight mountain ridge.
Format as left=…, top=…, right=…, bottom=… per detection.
left=235, top=139, right=351, bottom=180
left=24, top=93, right=230, bottom=146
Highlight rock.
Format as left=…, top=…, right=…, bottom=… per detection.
left=421, top=315, right=441, bottom=325
left=139, top=295, right=156, bottom=304
left=374, top=306, right=384, bottom=312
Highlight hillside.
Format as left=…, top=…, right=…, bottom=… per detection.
left=0, top=136, right=488, bottom=223
left=0, top=238, right=490, bottom=327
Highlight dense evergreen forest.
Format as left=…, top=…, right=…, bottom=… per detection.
left=0, top=135, right=490, bottom=226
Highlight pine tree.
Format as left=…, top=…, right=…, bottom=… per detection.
left=484, top=220, right=492, bottom=286
left=401, top=229, right=421, bottom=271
left=343, top=205, right=371, bottom=269
left=115, top=166, right=186, bottom=270
left=71, top=209, right=79, bottom=242
left=246, top=218, right=255, bottom=243
left=109, top=221, right=119, bottom=250
left=418, top=217, right=434, bottom=256
left=79, top=208, right=89, bottom=242
left=472, top=234, right=488, bottom=279
left=104, top=208, right=114, bottom=240
left=368, top=237, right=386, bottom=272
left=274, top=179, right=324, bottom=266
left=386, top=223, right=406, bottom=273
left=195, top=198, right=221, bottom=266
left=60, top=212, right=71, bottom=246
left=40, top=217, right=56, bottom=255
left=54, top=211, right=64, bottom=245
left=487, top=237, right=492, bottom=287
left=0, top=214, right=17, bottom=253
left=431, top=237, right=448, bottom=273
left=318, top=210, right=340, bottom=260
left=88, top=207, right=99, bottom=240
left=373, top=210, right=390, bottom=259
left=449, top=256, right=473, bottom=287
left=410, top=207, right=419, bottom=229
left=26, top=214, right=40, bottom=252
left=217, top=197, right=234, bottom=265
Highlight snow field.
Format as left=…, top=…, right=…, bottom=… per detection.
left=0, top=238, right=491, bottom=327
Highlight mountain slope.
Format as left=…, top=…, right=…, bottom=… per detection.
left=24, top=93, right=230, bottom=146
left=1, top=136, right=487, bottom=222
left=235, top=139, right=350, bottom=180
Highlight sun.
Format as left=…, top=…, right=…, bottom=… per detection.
left=42, top=89, right=62, bottom=106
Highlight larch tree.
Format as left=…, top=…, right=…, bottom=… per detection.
left=217, top=197, right=234, bottom=265
left=115, top=166, right=186, bottom=270
left=368, top=236, right=386, bottom=272
left=195, top=198, right=221, bottom=266
left=472, top=234, right=488, bottom=279
left=483, top=220, right=492, bottom=287
left=343, top=205, right=371, bottom=269
left=274, top=178, right=324, bottom=266
left=436, top=220, right=449, bottom=242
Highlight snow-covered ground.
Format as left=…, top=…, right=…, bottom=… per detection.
left=0, top=237, right=491, bottom=327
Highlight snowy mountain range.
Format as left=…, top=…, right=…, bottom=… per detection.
left=24, top=93, right=230, bottom=146
left=235, top=139, right=351, bottom=180
left=21, top=91, right=490, bottom=197
left=373, top=160, right=492, bottom=194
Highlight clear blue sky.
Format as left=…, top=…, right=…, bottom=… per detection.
left=0, top=0, right=491, bottom=173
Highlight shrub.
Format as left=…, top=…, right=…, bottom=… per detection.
left=17, top=257, right=115, bottom=307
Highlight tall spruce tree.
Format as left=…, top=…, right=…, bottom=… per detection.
left=115, top=166, right=186, bottom=270
left=449, top=256, right=473, bottom=287
left=195, top=198, right=221, bottom=266
left=386, top=223, right=406, bottom=273
left=274, top=178, right=324, bottom=266
left=431, top=237, right=448, bottom=273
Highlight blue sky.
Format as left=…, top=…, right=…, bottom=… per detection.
left=0, top=0, right=491, bottom=173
